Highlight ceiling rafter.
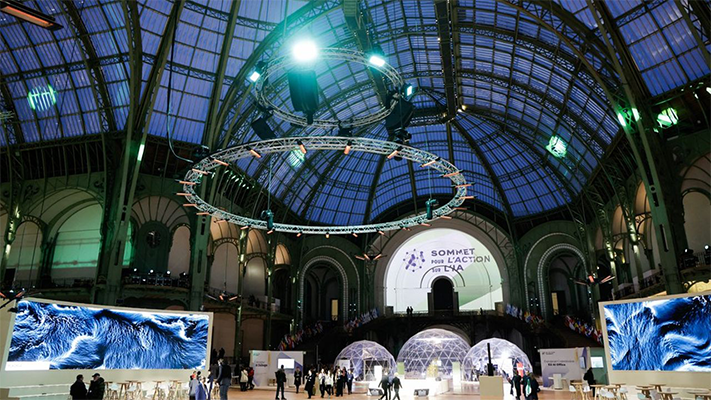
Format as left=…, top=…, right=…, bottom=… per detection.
left=434, top=0, right=457, bottom=118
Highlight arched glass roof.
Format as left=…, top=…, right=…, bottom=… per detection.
left=0, top=0, right=708, bottom=222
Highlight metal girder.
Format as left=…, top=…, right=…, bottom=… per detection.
left=60, top=0, right=117, bottom=133
left=673, top=0, right=711, bottom=67
left=182, top=0, right=278, bottom=30
left=434, top=0, right=457, bottom=117
left=203, top=0, right=242, bottom=150
left=363, top=155, right=386, bottom=224
left=451, top=120, right=515, bottom=218
left=343, top=0, right=390, bottom=105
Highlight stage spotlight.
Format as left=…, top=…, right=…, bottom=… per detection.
left=402, top=83, right=415, bottom=100
left=261, top=209, right=274, bottom=231
left=248, top=61, right=266, bottom=82
left=368, top=44, right=386, bottom=67
left=251, top=116, right=275, bottom=140
left=297, top=140, right=307, bottom=154
left=426, top=198, right=438, bottom=220
left=292, top=39, right=318, bottom=62
left=288, top=69, right=320, bottom=124
left=344, top=140, right=352, bottom=155
left=385, top=98, right=414, bottom=133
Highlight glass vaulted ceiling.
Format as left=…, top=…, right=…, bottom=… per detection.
left=0, top=0, right=708, bottom=223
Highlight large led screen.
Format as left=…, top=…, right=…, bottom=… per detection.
left=385, top=228, right=502, bottom=312
left=6, top=300, right=209, bottom=370
left=603, top=293, right=711, bottom=372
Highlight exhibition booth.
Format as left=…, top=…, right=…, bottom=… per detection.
left=0, top=298, right=213, bottom=400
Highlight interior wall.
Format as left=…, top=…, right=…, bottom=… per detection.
left=210, top=243, right=239, bottom=293
left=241, top=319, right=264, bottom=356
left=683, top=192, right=711, bottom=253
left=243, top=257, right=266, bottom=298
left=212, top=312, right=236, bottom=358
left=7, top=222, right=42, bottom=283
left=168, top=226, right=191, bottom=275
left=50, top=204, right=102, bottom=280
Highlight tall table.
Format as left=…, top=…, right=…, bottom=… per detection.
left=571, top=381, right=586, bottom=400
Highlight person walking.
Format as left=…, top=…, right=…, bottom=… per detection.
left=522, top=372, right=539, bottom=400
left=377, top=373, right=390, bottom=400
left=305, top=369, right=316, bottom=399
left=240, top=368, right=248, bottom=392
left=86, top=374, right=105, bottom=400
left=325, top=370, right=333, bottom=398
left=70, top=375, right=87, bottom=400
left=511, top=371, right=522, bottom=400
left=208, top=362, right=219, bottom=400
left=391, top=374, right=402, bottom=400
left=294, top=367, right=303, bottom=394
left=335, top=369, right=343, bottom=397
left=217, top=359, right=232, bottom=400
left=275, top=365, right=287, bottom=400
left=319, top=369, right=327, bottom=398
left=196, top=377, right=208, bottom=400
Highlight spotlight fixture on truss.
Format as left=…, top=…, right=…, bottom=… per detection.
left=354, top=252, right=387, bottom=261
left=0, top=0, right=62, bottom=30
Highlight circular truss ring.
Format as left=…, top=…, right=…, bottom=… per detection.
left=181, top=136, right=470, bottom=236
left=255, top=48, right=405, bottom=129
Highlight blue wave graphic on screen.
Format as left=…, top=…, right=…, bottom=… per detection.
left=604, top=294, right=711, bottom=371
left=9, top=301, right=209, bottom=370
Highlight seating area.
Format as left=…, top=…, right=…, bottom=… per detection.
left=567, top=382, right=710, bottom=400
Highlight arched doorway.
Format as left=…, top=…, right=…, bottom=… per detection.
left=432, top=278, right=454, bottom=310
left=303, top=263, right=343, bottom=323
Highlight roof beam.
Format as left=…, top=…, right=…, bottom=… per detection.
left=204, top=0, right=241, bottom=150
left=434, top=0, right=457, bottom=117
left=60, top=0, right=117, bottom=133
left=343, top=0, right=389, bottom=105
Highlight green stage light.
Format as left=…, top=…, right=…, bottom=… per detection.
left=137, top=143, right=145, bottom=161
left=545, top=135, right=567, bottom=158
left=248, top=70, right=261, bottom=82
left=369, top=54, right=386, bottom=67
left=402, top=83, right=415, bottom=100
left=616, top=112, right=627, bottom=128
left=292, top=39, right=318, bottom=62
left=656, top=107, right=678, bottom=128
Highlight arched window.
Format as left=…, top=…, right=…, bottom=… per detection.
left=168, top=226, right=191, bottom=275
left=51, top=204, right=102, bottom=282
left=8, top=221, right=42, bottom=285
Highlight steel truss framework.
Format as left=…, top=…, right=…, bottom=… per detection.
left=182, top=136, right=469, bottom=235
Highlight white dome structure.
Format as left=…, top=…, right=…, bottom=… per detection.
left=334, top=340, right=396, bottom=381
left=462, top=338, right=532, bottom=380
left=396, top=328, right=470, bottom=379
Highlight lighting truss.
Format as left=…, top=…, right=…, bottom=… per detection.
left=181, top=136, right=470, bottom=235
left=254, top=48, right=405, bottom=129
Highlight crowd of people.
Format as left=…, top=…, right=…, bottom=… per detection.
left=506, top=370, right=541, bottom=400
left=70, top=373, right=105, bottom=400
left=277, top=321, right=324, bottom=351
left=301, top=366, right=354, bottom=399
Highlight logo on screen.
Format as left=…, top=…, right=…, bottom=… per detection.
left=403, top=250, right=426, bottom=272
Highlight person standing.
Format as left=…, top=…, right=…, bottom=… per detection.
left=391, top=374, right=402, bottom=400
left=86, top=374, right=105, bottom=400
left=319, top=369, right=327, bottom=398
left=248, top=367, right=255, bottom=390
left=335, top=369, right=343, bottom=397
left=583, top=368, right=596, bottom=397
left=346, top=369, right=354, bottom=395
left=240, top=368, right=248, bottom=391
left=208, top=362, right=219, bottom=400
left=325, top=370, right=333, bottom=398
left=522, top=372, right=539, bottom=400
left=275, top=365, right=287, bottom=400
left=217, top=359, right=232, bottom=400
left=196, top=377, right=208, bottom=400
left=189, top=372, right=200, bottom=400
left=377, top=373, right=390, bottom=400
left=294, top=367, right=303, bottom=394
left=218, top=348, right=225, bottom=360
left=70, top=375, right=87, bottom=400
left=511, top=371, right=522, bottom=400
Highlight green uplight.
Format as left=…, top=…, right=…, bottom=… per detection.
left=616, top=112, right=627, bottom=127
left=248, top=70, right=261, bottom=82
left=292, top=39, right=318, bottom=62
left=27, top=84, right=57, bottom=112
left=656, top=107, right=678, bottom=128
left=546, top=135, right=567, bottom=158
left=287, top=148, right=305, bottom=169
left=137, top=143, right=145, bottom=161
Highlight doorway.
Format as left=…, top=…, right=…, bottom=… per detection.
left=432, top=278, right=454, bottom=310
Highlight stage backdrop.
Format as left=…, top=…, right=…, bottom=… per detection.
left=600, top=291, right=711, bottom=388
left=538, top=347, right=589, bottom=387
left=0, top=298, right=212, bottom=387
left=249, top=350, right=303, bottom=387
left=385, top=228, right=502, bottom=312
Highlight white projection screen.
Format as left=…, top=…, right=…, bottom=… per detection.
left=385, top=228, right=502, bottom=312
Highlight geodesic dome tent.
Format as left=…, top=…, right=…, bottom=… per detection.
left=462, top=338, right=532, bottom=380
left=396, top=328, right=470, bottom=379
left=334, top=340, right=396, bottom=382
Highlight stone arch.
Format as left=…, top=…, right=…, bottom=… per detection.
left=7, top=220, right=43, bottom=285
left=131, top=195, right=189, bottom=231
left=537, top=243, right=587, bottom=318
left=210, top=241, right=239, bottom=294
left=299, top=255, right=350, bottom=321
left=275, top=243, right=291, bottom=266
left=50, top=203, right=103, bottom=281
left=680, top=154, right=711, bottom=254
left=168, top=225, right=191, bottom=275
